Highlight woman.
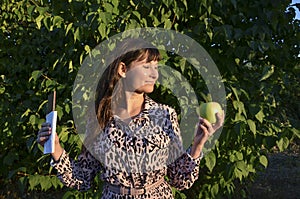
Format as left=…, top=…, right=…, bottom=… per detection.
left=37, top=38, right=224, bottom=198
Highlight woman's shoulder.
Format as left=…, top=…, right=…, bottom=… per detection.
left=145, top=95, right=177, bottom=116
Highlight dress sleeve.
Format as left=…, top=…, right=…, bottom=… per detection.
left=165, top=107, right=203, bottom=190
left=51, top=147, right=102, bottom=191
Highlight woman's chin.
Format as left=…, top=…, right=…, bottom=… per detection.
left=135, top=85, right=155, bottom=94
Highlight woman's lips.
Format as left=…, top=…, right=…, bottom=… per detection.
left=144, top=81, right=155, bottom=84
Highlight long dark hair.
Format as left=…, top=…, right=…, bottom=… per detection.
left=95, top=38, right=161, bottom=129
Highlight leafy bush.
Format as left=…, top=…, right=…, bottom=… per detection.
left=0, top=0, right=299, bottom=198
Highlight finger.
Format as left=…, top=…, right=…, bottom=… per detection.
left=41, top=122, right=51, bottom=128
left=199, top=118, right=214, bottom=134
left=199, top=124, right=209, bottom=138
left=214, top=111, right=225, bottom=129
left=217, top=110, right=225, bottom=122
left=194, top=123, right=203, bottom=137
left=42, top=131, right=52, bottom=137
left=39, top=126, right=52, bottom=134
left=37, top=135, right=50, bottom=144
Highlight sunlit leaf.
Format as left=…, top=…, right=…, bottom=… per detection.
left=205, top=151, right=216, bottom=172
left=259, top=155, right=268, bottom=168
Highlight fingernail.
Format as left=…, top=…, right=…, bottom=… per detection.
left=199, top=117, right=204, bottom=123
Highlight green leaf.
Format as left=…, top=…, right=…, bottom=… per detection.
left=84, top=45, right=91, bottom=53
left=62, top=191, right=76, bottom=198
left=35, top=15, right=44, bottom=29
left=64, top=102, right=71, bottom=114
left=233, top=100, right=247, bottom=118
left=59, top=127, right=69, bottom=142
left=205, top=151, right=216, bottom=172
left=276, top=137, right=289, bottom=152
left=65, top=23, right=73, bottom=36
left=45, top=79, right=56, bottom=88
left=207, top=30, right=213, bottom=41
left=259, top=155, right=268, bottom=168
left=291, top=128, right=300, bottom=139
left=98, top=23, right=106, bottom=38
left=132, top=11, right=141, bottom=20
left=56, top=105, right=63, bottom=120
left=247, top=119, right=256, bottom=134
left=74, top=27, right=80, bottom=41
left=0, top=85, right=5, bottom=94
left=229, top=154, right=235, bottom=162
left=68, top=60, right=73, bottom=72
left=51, top=176, right=63, bottom=189
left=255, top=109, right=265, bottom=123
left=259, top=65, right=274, bottom=81
left=230, top=86, right=240, bottom=101
left=211, top=183, right=219, bottom=197
left=29, top=70, right=42, bottom=82
left=104, top=2, right=114, bottom=13
left=36, top=6, right=49, bottom=15
left=234, top=160, right=248, bottom=180
left=40, top=176, right=52, bottom=191
left=29, top=114, right=38, bottom=126
left=27, top=5, right=36, bottom=18
left=52, top=15, right=64, bottom=27
left=235, top=152, right=243, bottom=161
left=38, top=100, right=48, bottom=112
left=99, top=12, right=113, bottom=25
left=164, top=19, right=172, bottom=29
left=28, top=175, right=40, bottom=190
left=43, top=16, right=50, bottom=31
left=179, top=58, right=186, bottom=73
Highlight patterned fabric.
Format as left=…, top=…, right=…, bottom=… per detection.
left=51, top=95, right=202, bottom=198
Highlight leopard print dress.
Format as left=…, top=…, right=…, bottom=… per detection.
left=51, top=96, right=202, bottom=198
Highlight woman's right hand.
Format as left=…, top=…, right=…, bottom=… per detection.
left=37, top=122, right=52, bottom=146
left=37, top=122, right=64, bottom=161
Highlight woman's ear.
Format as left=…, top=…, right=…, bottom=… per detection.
left=117, top=62, right=127, bottom=78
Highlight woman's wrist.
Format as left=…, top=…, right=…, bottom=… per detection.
left=51, top=143, right=64, bottom=162
left=190, top=144, right=204, bottom=159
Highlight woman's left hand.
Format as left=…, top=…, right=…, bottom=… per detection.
left=190, top=111, right=225, bottom=159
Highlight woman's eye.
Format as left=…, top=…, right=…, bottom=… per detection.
left=142, top=64, right=158, bottom=70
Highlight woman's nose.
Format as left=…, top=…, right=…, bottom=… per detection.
left=150, top=66, right=159, bottom=79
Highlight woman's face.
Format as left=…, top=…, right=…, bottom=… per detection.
left=124, top=58, right=159, bottom=94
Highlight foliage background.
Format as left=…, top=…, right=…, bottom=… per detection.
left=0, top=0, right=299, bottom=198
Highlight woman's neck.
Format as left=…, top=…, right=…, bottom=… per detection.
left=125, top=91, right=144, bottom=116
left=114, top=91, right=145, bottom=121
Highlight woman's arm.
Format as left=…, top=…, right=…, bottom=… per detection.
left=37, top=123, right=102, bottom=191
left=51, top=147, right=102, bottom=191
left=165, top=108, right=201, bottom=190
left=165, top=107, right=224, bottom=190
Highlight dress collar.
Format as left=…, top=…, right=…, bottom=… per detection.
left=130, top=94, right=153, bottom=123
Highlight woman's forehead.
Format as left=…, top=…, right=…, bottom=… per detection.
left=131, top=58, right=158, bottom=65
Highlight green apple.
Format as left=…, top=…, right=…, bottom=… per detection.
left=199, top=102, right=222, bottom=124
